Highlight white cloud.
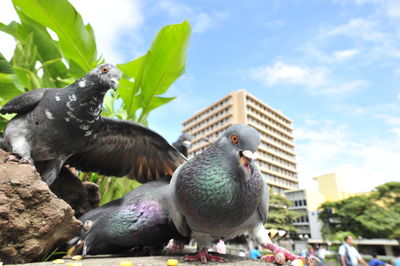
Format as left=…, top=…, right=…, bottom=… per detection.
left=295, top=121, right=400, bottom=193
left=193, top=13, right=212, bottom=33
left=159, top=1, right=227, bottom=33
left=263, top=19, right=285, bottom=28
left=249, top=61, right=367, bottom=96
left=0, top=0, right=144, bottom=63
left=375, top=113, right=400, bottom=125
left=334, top=49, right=359, bottom=59
left=317, top=80, right=368, bottom=95
left=250, top=61, right=327, bottom=88
left=159, top=1, right=192, bottom=17
left=69, top=0, right=144, bottom=63
left=326, top=18, right=386, bottom=43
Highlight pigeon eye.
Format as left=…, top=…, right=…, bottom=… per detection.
left=230, top=134, right=239, bottom=144
left=100, top=66, right=109, bottom=73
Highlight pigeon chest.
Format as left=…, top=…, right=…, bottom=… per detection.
left=176, top=167, right=263, bottom=230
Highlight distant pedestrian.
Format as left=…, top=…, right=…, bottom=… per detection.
left=369, top=253, right=392, bottom=266
left=249, top=246, right=261, bottom=259
left=392, top=253, right=400, bottom=266
left=216, top=238, right=226, bottom=254
left=307, top=245, right=316, bottom=257
left=318, top=245, right=327, bottom=266
left=338, top=235, right=368, bottom=266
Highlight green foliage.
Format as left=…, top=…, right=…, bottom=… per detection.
left=265, top=189, right=302, bottom=233
left=79, top=172, right=141, bottom=205
left=117, top=20, right=190, bottom=124
left=0, top=0, right=191, bottom=204
left=13, top=0, right=98, bottom=73
left=371, top=181, right=400, bottom=213
left=318, top=182, right=400, bottom=240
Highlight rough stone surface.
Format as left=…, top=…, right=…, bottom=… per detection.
left=0, top=149, right=82, bottom=264
left=50, top=167, right=99, bottom=217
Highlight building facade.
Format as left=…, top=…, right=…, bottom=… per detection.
left=283, top=189, right=325, bottom=241
left=182, top=89, right=299, bottom=193
left=283, top=173, right=353, bottom=250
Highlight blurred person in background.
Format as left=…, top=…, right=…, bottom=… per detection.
left=318, top=245, right=327, bottom=266
left=392, top=253, right=400, bottom=266
left=369, top=253, right=392, bottom=266
left=339, top=235, right=368, bottom=266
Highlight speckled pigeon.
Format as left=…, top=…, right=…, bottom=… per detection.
left=0, top=64, right=186, bottom=185
left=167, top=124, right=307, bottom=264
left=69, top=178, right=187, bottom=256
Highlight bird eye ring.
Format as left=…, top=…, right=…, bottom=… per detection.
left=230, top=134, right=239, bottom=144
left=101, top=66, right=109, bottom=73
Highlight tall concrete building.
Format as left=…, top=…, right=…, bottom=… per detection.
left=182, top=89, right=299, bottom=193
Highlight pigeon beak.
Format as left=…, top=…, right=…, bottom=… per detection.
left=183, top=140, right=192, bottom=148
left=110, top=78, right=119, bottom=90
left=239, top=150, right=256, bottom=179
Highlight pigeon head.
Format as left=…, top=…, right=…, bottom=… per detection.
left=179, top=133, right=193, bottom=148
left=83, top=63, right=121, bottom=91
left=219, top=124, right=260, bottom=181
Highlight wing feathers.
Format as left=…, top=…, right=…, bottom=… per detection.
left=0, top=88, right=50, bottom=115
left=67, top=117, right=186, bottom=183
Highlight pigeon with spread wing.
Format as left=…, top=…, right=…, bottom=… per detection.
left=0, top=64, right=185, bottom=185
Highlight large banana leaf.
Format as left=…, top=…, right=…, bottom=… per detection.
left=13, top=0, right=97, bottom=73
left=117, top=20, right=191, bottom=124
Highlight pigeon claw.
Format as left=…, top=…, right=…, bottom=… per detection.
left=262, top=243, right=308, bottom=265
left=183, top=248, right=226, bottom=264
left=4, top=153, right=34, bottom=165
left=19, top=157, right=34, bottom=165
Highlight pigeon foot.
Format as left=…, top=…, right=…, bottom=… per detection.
left=262, top=243, right=308, bottom=264
left=183, top=248, right=226, bottom=264
left=4, top=153, right=33, bottom=165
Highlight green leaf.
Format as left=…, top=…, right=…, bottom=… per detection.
left=0, top=21, right=28, bottom=41
left=18, top=12, right=68, bottom=86
left=117, top=56, right=145, bottom=118
left=147, top=96, right=176, bottom=112
left=117, top=78, right=141, bottom=120
left=13, top=0, right=97, bottom=72
left=117, top=55, right=145, bottom=78
left=11, top=33, right=41, bottom=90
left=117, top=20, right=191, bottom=123
left=0, top=73, right=24, bottom=102
left=0, top=53, right=14, bottom=74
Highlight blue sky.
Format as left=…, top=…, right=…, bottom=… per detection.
left=1, top=0, right=399, bottom=193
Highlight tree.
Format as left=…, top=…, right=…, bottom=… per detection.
left=265, top=190, right=302, bottom=233
left=371, top=182, right=400, bottom=213
left=0, top=0, right=191, bottom=203
left=318, top=182, right=400, bottom=240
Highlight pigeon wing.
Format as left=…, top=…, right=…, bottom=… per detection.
left=257, top=172, right=270, bottom=223
left=0, top=88, right=49, bottom=114
left=66, top=117, right=187, bottom=183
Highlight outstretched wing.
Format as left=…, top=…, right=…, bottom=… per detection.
left=66, top=117, right=187, bottom=183
left=0, top=88, right=49, bottom=115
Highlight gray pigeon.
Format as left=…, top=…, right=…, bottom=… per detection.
left=69, top=178, right=188, bottom=256
left=0, top=64, right=185, bottom=185
left=172, top=133, right=192, bottom=157
left=168, top=124, right=307, bottom=264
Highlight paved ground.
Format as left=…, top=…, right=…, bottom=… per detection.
left=15, top=254, right=272, bottom=266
